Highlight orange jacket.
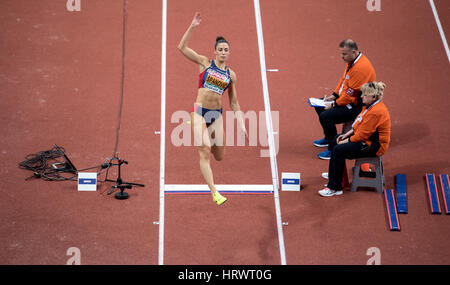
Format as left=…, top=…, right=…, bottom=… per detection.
left=349, top=100, right=391, bottom=156
left=334, top=53, right=376, bottom=106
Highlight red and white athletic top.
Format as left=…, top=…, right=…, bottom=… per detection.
left=198, top=60, right=231, bottom=95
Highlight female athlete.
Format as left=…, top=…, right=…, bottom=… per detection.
left=178, top=12, right=247, bottom=205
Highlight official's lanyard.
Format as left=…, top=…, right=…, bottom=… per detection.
left=352, top=99, right=380, bottom=128
left=338, top=52, right=363, bottom=95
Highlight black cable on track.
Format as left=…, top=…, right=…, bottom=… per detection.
left=18, top=1, right=131, bottom=182
left=112, top=0, right=128, bottom=158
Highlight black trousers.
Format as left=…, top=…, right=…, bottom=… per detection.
left=327, top=134, right=378, bottom=191
left=315, top=105, right=362, bottom=150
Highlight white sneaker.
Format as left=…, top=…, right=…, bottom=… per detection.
left=321, top=172, right=328, bottom=179
left=318, top=187, right=343, bottom=197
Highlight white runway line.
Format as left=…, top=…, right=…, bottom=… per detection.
left=429, top=0, right=450, bottom=63
left=253, top=0, right=287, bottom=265
left=158, top=0, right=167, bottom=266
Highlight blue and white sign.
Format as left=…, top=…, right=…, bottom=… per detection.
left=78, top=172, right=97, bottom=191
left=281, top=172, right=300, bottom=191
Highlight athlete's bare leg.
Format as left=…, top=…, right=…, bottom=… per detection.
left=208, top=115, right=225, bottom=162
left=191, top=111, right=218, bottom=193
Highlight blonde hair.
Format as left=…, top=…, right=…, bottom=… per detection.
left=361, top=81, right=386, bottom=99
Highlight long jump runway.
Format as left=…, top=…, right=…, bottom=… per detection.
left=1, top=0, right=449, bottom=265
left=161, top=0, right=284, bottom=265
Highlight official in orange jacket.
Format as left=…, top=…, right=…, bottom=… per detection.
left=318, top=81, right=391, bottom=197
left=313, top=39, right=376, bottom=160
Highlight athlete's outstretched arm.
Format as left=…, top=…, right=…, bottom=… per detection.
left=228, top=70, right=248, bottom=138
left=178, top=12, right=209, bottom=68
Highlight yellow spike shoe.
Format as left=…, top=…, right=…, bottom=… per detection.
left=212, top=191, right=227, bottom=205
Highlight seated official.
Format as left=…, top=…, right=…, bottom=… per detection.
left=313, top=39, right=376, bottom=160
left=318, top=81, right=391, bottom=197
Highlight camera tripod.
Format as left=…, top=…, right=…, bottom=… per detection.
left=104, top=157, right=144, bottom=199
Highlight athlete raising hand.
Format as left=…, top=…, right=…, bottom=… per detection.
left=178, top=12, right=247, bottom=205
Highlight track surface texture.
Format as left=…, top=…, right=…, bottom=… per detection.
left=0, top=0, right=449, bottom=265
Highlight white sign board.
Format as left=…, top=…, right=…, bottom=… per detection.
left=281, top=172, right=300, bottom=191
left=78, top=172, right=97, bottom=191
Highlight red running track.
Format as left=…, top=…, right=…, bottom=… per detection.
left=0, top=0, right=449, bottom=265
